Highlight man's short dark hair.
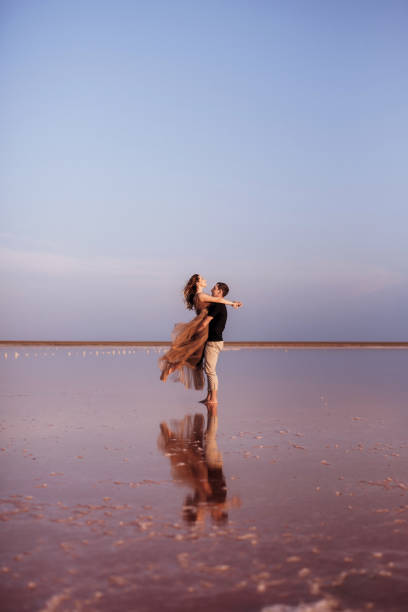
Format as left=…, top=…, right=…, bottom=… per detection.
left=216, top=282, right=229, bottom=297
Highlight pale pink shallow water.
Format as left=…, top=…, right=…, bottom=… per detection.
left=1, top=345, right=408, bottom=612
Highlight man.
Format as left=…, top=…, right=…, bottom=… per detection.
left=199, top=282, right=242, bottom=406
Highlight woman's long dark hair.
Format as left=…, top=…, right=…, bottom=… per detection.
left=183, top=274, right=200, bottom=310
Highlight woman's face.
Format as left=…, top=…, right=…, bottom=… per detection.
left=198, top=275, right=207, bottom=288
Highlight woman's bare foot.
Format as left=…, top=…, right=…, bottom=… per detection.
left=160, top=422, right=171, bottom=441
left=161, top=366, right=175, bottom=382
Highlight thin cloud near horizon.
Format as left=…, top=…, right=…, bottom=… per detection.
left=0, top=244, right=404, bottom=297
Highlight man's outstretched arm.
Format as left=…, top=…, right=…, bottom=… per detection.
left=196, top=293, right=243, bottom=308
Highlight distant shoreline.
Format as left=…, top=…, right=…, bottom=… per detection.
left=1, top=341, right=407, bottom=349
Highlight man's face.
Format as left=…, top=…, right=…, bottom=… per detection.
left=211, top=284, right=223, bottom=298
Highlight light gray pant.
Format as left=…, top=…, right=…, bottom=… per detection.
left=204, top=341, right=224, bottom=392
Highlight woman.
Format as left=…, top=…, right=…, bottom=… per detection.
left=159, top=274, right=241, bottom=390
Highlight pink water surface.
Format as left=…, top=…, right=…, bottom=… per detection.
left=1, top=346, right=408, bottom=611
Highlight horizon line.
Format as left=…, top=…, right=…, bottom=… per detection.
left=1, top=341, right=408, bottom=349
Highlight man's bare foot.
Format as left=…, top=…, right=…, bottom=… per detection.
left=207, top=403, right=218, bottom=416
left=198, top=397, right=209, bottom=404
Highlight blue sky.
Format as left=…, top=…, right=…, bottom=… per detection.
left=1, top=0, right=407, bottom=340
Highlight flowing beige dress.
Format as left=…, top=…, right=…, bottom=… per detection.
left=159, top=298, right=209, bottom=390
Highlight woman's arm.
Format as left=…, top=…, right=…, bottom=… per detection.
left=196, top=293, right=242, bottom=308
left=197, top=315, right=213, bottom=332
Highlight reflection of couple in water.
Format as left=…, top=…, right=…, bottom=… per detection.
left=159, top=274, right=243, bottom=405
left=158, top=409, right=240, bottom=523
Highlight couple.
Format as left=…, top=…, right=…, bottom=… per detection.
left=159, top=274, right=243, bottom=405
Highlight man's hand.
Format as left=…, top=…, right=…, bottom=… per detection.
left=232, top=301, right=243, bottom=309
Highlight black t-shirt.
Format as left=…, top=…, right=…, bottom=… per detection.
left=207, top=303, right=227, bottom=341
